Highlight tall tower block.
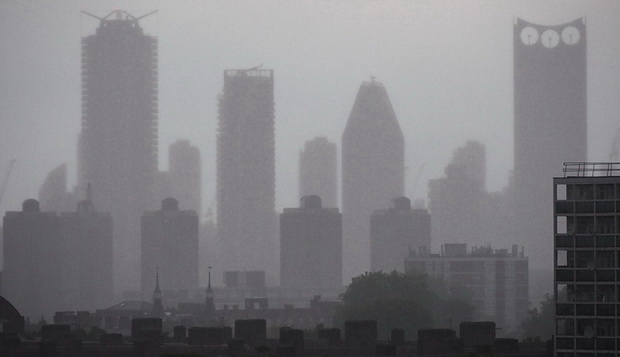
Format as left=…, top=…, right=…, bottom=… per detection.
left=216, top=68, right=277, bottom=279
left=513, top=18, right=587, bottom=269
left=299, top=137, right=338, bottom=208
left=342, top=79, right=405, bottom=280
left=80, top=10, right=158, bottom=290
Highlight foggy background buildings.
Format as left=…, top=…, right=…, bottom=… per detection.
left=3, top=1, right=620, bottom=224
left=1, top=0, right=620, bottom=319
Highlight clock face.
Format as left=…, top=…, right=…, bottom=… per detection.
left=520, top=26, right=539, bottom=45
left=562, top=26, right=580, bottom=45
left=541, top=29, right=560, bottom=48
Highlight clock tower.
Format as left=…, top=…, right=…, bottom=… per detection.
left=513, top=18, right=587, bottom=270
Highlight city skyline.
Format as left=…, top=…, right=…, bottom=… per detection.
left=2, top=1, right=619, bottom=221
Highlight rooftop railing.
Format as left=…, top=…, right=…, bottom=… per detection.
left=563, top=162, right=620, bottom=177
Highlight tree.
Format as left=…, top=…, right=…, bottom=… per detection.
left=335, top=271, right=474, bottom=339
left=520, top=294, right=554, bottom=341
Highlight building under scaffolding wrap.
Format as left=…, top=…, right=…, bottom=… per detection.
left=216, top=69, right=277, bottom=282
left=79, top=10, right=158, bottom=291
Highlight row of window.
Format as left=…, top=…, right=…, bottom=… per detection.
left=556, top=216, right=617, bottom=235
left=556, top=336, right=618, bottom=352
left=555, top=235, right=620, bottom=248
left=556, top=284, right=617, bottom=303
left=556, top=184, right=618, bottom=201
left=556, top=201, right=620, bottom=214
left=556, top=318, right=617, bottom=337
left=556, top=352, right=616, bottom=357
left=556, top=303, right=618, bottom=316
left=556, top=250, right=619, bottom=268
left=556, top=269, right=617, bottom=282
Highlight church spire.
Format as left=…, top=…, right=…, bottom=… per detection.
left=203, top=266, right=215, bottom=320
left=152, top=267, right=164, bottom=317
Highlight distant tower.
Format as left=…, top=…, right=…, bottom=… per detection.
left=79, top=10, right=159, bottom=290
left=141, top=198, right=199, bottom=296
left=161, top=140, right=202, bottom=217
left=370, top=197, right=430, bottom=273
left=216, top=68, right=277, bottom=280
left=428, top=141, right=486, bottom=247
left=299, top=137, right=338, bottom=208
left=38, top=164, right=77, bottom=212
left=513, top=18, right=587, bottom=269
left=280, top=195, right=342, bottom=291
left=151, top=268, right=164, bottom=317
left=342, top=79, right=405, bottom=279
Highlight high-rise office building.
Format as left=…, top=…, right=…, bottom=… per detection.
left=280, top=195, right=342, bottom=291
left=216, top=68, right=277, bottom=280
left=370, top=197, right=430, bottom=273
left=155, top=140, right=202, bottom=217
left=514, top=18, right=587, bottom=270
left=299, top=137, right=338, bottom=208
left=429, top=141, right=486, bottom=248
left=79, top=10, right=159, bottom=290
left=553, top=162, right=620, bottom=355
left=141, top=198, right=199, bottom=296
left=3, top=197, right=113, bottom=319
left=59, top=199, right=114, bottom=311
left=405, top=243, right=528, bottom=334
left=3, top=199, right=63, bottom=320
left=342, top=79, right=404, bottom=279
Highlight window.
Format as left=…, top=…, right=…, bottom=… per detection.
left=596, top=251, right=615, bottom=268
left=575, top=285, right=594, bottom=302
left=557, top=216, right=568, bottom=234
left=557, top=318, right=574, bottom=335
left=576, top=319, right=595, bottom=336
left=596, top=285, right=615, bottom=302
left=596, top=216, right=615, bottom=234
left=557, top=250, right=568, bottom=266
left=557, top=184, right=567, bottom=200
left=575, top=251, right=594, bottom=268
left=557, top=284, right=573, bottom=302
left=596, top=319, right=615, bottom=336
left=596, top=184, right=614, bottom=200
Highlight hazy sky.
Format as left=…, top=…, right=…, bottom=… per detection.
left=1, top=0, right=619, bottom=217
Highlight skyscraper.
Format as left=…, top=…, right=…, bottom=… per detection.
left=216, top=68, right=277, bottom=280
left=513, top=18, right=587, bottom=270
left=141, top=198, right=199, bottom=296
left=169, top=140, right=202, bottom=217
left=280, top=195, right=342, bottom=291
left=342, top=79, right=405, bottom=279
left=370, top=197, right=430, bottom=273
left=3, top=199, right=63, bottom=320
left=38, top=163, right=77, bottom=212
left=80, top=10, right=159, bottom=290
left=3, top=196, right=113, bottom=319
left=299, top=137, right=338, bottom=208
left=155, top=140, right=202, bottom=217
left=428, top=141, right=486, bottom=247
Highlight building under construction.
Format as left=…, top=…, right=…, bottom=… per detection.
left=79, top=10, right=159, bottom=291
left=216, top=68, right=277, bottom=281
